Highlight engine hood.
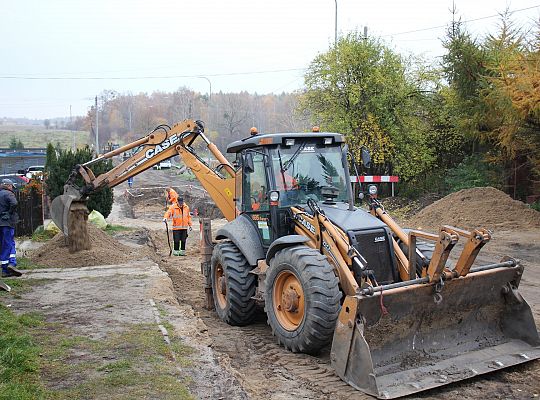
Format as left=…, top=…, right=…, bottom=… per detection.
left=318, top=202, right=387, bottom=232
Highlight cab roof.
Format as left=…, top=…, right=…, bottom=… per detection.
left=226, top=132, right=345, bottom=153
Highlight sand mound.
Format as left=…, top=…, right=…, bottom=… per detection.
left=410, top=187, right=540, bottom=232
left=29, top=223, right=139, bottom=268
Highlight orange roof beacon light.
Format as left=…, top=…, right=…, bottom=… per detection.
left=312, top=126, right=320, bottom=132
left=250, top=127, right=258, bottom=136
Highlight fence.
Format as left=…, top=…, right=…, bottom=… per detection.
left=15, top=187, right=43, bottom=237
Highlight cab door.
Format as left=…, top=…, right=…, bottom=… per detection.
left=241, top=150, right=272, bottom=247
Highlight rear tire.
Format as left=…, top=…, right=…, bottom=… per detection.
left=211, top=241, right=257, bottom=326
left=265, top=245, right=340, bottom=355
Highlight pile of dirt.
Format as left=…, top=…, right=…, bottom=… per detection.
left=29, top=223, right=140, bottom=268
left=410, top=187, right=540, bottom=232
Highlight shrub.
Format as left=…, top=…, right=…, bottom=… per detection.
left=444, top=154, right=502, bottom=193
left=45, top=145, right=114, bottom=218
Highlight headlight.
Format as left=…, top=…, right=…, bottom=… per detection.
left=368, top=185, right=378, bottom=195
left=269, top=191, right=280, bottom=202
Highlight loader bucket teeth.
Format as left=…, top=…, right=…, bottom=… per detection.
left=331, top=263, right=540, bottom=399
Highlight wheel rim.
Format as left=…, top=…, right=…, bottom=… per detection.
left=214, top=263, right=227, bottom=309
left=273, top=270, right=305, bottom=331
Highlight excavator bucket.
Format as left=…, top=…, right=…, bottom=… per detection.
left=50, top=185, right=86, bottom=235
left=331, top=262, right=540, bottom=399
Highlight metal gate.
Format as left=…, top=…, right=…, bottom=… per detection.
left=15, top=186, right=43, bottom=237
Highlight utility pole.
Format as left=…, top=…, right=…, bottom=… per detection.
left=334, top=0, right=338, bottom=44
left=364, top=26, right=368, bottom=39
left=95, top=96, right=99, bottom=153
left=70, top=105, right=74, bottom=151
left=128, top=104, right=132, bottom=132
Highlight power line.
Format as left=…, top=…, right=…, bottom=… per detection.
left=0, top=67, right=307, bottom=81
left=348, top=4, right=540, bottom=38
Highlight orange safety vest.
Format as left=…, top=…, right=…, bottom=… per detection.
left=164, top=203, right=192, bottom=230
left=167, top=189, right=178, bottom=204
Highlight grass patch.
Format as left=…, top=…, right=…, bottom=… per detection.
left=15, top=257, right=47, bottom=271
left=0, top=125, right=89, bottom=149
left=31, top=226, right=57, bottom=242
left=1, top=276, right=195, bottom=399
left=40, top=323, right=194, bottom=399
left=104, top=224, right=134, bottom=234
left=0, top=278, right=48, bottom=298
left=0, top=304, right=47, bottom=400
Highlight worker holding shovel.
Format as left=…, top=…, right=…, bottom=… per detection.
left=163, top=197, right=192, bottom=256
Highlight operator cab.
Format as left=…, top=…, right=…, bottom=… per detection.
left=228, top=131, right=350, bottom=240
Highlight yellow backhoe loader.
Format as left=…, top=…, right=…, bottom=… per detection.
left=51, top=119, right=540, bottom=399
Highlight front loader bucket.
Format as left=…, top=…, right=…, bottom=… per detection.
left=50, top=185, right=85, bottom=236
left=331, top=263, right=540, bottom=399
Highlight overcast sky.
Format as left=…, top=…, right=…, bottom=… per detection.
left=1, top=0, right=538, bottom=120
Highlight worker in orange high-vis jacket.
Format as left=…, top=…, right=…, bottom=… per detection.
left=165, top=187, right=178, bottom=205
left=163, top=196, right=192, bottom=256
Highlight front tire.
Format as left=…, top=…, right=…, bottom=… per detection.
left=211, top=241, right=257, bottom=326
left=265, top=245, right=341, bottom=355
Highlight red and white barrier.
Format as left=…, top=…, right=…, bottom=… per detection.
left=350, top=176, right=399, bottom=183
left=350, top=176, right=399, bottom=196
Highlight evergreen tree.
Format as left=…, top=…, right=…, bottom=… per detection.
left=45, top=145, right=114, bottom=218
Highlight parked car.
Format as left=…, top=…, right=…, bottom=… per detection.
left=0, top=174, right=30, bottom=190
left=153, top=160, right=172, bottom=170
left=25, top=165, right=45, bottom=179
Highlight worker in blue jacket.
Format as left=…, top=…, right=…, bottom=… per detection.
left=0, top=179, right=22, bottom=277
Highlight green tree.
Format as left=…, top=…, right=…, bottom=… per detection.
left=300, top=32, right=437, bottom=182
left=45, top=145, right=114, bottom=218
left=8, top=137, right=17, bottom=149
left=8, top=137, right=25, bottom=150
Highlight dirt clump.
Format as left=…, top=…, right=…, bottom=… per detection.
left=29, top=223, right=140, bottom=268
left=410, top=187, right=540, bottom=231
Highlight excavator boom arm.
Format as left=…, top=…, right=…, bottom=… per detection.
left=51, top=119, right=236, bottom=234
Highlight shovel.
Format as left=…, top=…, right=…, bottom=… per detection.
left=0, top=280, right=10, bottom=292
left=164, top=220, right=172, bottom=257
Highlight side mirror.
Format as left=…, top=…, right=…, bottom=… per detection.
left=361, top=147, right=371, bottom=169
left=244, top=152, right=255, bottom=174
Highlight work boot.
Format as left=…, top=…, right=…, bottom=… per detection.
left=172, top=250, right=181, bottom=256
left=179, top=250, right=186, bottom=256
left=7, top=264, right=22, bottom=277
